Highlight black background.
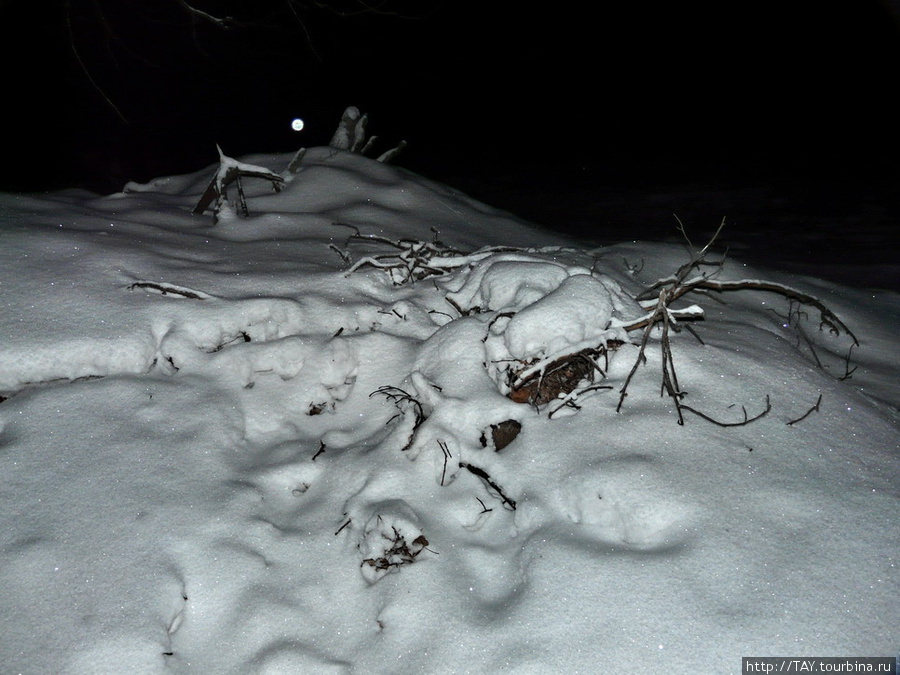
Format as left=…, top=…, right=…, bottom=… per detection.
left=2, top=0, right=899, bottom=268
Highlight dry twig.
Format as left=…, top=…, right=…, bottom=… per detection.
left=370, top=385, right=426, bottom=451
left=459, top=462, right=517, bottom=510
left=786, top=395, right=823, bottom=426
left=612, top=220, right=854, bottom=426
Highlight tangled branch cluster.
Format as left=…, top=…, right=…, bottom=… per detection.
left=334, top=223, right=526, bottom=285
left=614, top=221, right=856, bottom=426
left=361, top=526, right=430, bottom=575
left=350, top=220, right=858, bottom=428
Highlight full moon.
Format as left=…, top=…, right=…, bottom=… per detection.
left=291, top=118, right=305, bottom=132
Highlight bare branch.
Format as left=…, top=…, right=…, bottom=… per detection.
left=128, top=281, right=210, bottom=299
left=312, top=441, right=326, bottom=460
left=370, top=386, right=426, bottom=451
left=438, top=440, right=451, bottom=486
left=612, top=221, right=853, bottom=427
left=680, top=396, right=772, bottom=427
left=786, top=395, right=823, bottom=426
left=839, top=345, right=858, bottom=381
left=192, top=147, right=284, bottom=221
left=683, top=278, right=858, bottom=345
left=459, top=462, right=516, bottom=510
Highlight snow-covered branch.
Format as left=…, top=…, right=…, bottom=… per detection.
left=192, top=146, right=284, bottom=223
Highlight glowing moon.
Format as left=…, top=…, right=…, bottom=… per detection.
left=291, top=118, right=305, bottom=132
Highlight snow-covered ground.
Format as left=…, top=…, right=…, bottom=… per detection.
left=1, top=146, right=897, bottom=674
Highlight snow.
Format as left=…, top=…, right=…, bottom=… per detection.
left=0, top=146, right=897, bottom=674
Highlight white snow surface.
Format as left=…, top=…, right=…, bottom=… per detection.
left=0, top=147, right=897, bottom=674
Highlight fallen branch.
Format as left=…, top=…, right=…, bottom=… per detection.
left=680, top=396, right=772, bottom=427
left=548, top=383, right=614, bottom=419
left=370, top=386, right=426, bottom=451
left=205, top=332, right=251, bottom=353
left=128, top=281, right=210, bottom=299
left=336, top=222, right=528, bottom=285
left=438, top=440, right=451, bottom=486
left=459, top=462, right=516, bottom=510
left=671, top=278, right=858, bottom=346
left=361, top=525, right=430, bottom=574
left=312, top=441, right=326, bottom=460
left=612, top=220, right=855, bottom=426
left=617, top=287, right=689, bottom=422
left=786, top=394, right=823, bottom=426
left=839, top=345, right=858, bottom=381
left=192, top=146, right=284, bottom=223
left=334, top=518, right=352, bottom=536
left=509, top=347, right=607, bottom=408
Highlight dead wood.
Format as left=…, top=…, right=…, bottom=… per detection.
left=613, top=220, right=855, bottom=426
left=509, top=348, right=605, bottom=407
left=459, top=462, right=517, bottom=510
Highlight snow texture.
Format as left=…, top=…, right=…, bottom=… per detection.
left=0, top=146, right=897, bottom=674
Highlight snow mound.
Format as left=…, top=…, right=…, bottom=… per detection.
left=0, top=148, right=897, bottom=673
left=502, top=273, right=637, bottom=359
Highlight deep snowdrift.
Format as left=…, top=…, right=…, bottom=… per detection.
left=1, top=147, right=897, bottom=674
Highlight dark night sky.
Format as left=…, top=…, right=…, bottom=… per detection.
left=2, top=0, right=899, bottom=245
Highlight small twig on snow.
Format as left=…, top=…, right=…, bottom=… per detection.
left=459, top=462, right=516, bottom=510
left=438, top=439, right=451, bottom=486
left=370, top=386, right=426, bottom=451
left=312, top=441, right=326, bottom=461
left=786, top=395, right=823, bottom=426
left=680, top=395, right=772, bottom=427
left=129, top=281, right=210, bottom=299
left=839, top=344, right=858, bottom=381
